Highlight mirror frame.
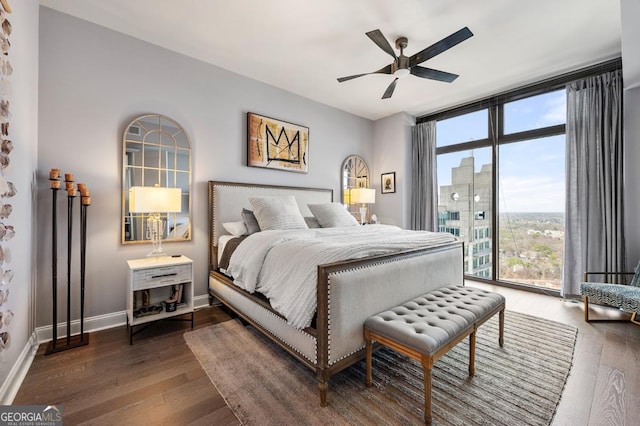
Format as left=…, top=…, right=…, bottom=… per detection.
left=121, top=114, right=192, bottom=245
left=341, top=154, right=370, bottom=221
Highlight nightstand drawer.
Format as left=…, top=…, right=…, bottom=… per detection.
left=132, top=263, right=192, bottom=290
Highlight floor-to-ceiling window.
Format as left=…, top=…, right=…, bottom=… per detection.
left=432, top=89, right=566, bottom=291
left=498, top=91, right=566, bottom=289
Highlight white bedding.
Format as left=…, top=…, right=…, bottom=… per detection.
left=226, top=225, right=457, bottom=329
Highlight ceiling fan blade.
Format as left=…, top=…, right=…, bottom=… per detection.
left=366, top=29, right=397, bottom=60
left=337, top=64, right=393, bottom=83
left=382, top=78, right=399, bottom=99
left=337, top=73, right=368, bottom=82
left=410, top=66, right=459, bottom=83
left=409, top=27, right=473, bottom=67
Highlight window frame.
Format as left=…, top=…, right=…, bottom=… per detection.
left=420, top=58, right=621, bottom=293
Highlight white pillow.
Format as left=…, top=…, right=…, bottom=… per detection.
left=222, top=221, right=247, bottom=236
left=307, top=203, right=360, bottom=228
left=248, top=196, right=308, bottom=231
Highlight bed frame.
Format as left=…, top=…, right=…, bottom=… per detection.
left=207, top=181, right=464, bottom=406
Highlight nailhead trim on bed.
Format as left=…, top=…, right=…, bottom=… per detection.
left=242, top=295, right=317, bottom=363
left=327, top=273, right=364, bottom=366
left=326, top=261, right=389, bottom=366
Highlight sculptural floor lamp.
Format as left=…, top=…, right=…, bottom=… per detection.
left=350, top=188, right=376, bottom=225
left=129, top=186, right=182, bottom=256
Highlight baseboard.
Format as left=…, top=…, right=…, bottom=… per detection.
left=0, top=331, right=39, bottom=405
left=194, top=294, right=212, bottom=309
left=35, top=310, right=128, bottom=344
left=35, top=294, right=214, bottom=344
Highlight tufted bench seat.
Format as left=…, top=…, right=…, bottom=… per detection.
left=363, top=285, right=505, bottom=424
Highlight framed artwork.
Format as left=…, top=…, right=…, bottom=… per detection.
left=381, top=172, right=396, bottom=194
left=247, top=112, right=309, bottom=173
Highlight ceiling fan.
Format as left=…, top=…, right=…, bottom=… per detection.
left=337, top=27, right=473, bottom=99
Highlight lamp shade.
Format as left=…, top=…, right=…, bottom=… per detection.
left=350, top=188, right=375, bottom=204
left=129, top=186, right=182, bottom=213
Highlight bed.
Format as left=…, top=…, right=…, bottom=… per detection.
left=208, top=181, right=464, bottom=406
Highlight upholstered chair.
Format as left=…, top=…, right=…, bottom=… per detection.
left=580, top=260, right=640, bottom=325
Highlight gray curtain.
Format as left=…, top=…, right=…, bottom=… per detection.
left=411, top=121, right=438, bottom=231
left=563, top=69, right=624, bottom=297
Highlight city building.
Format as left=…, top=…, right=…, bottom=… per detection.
left=438, top=156, right=492, bottom=278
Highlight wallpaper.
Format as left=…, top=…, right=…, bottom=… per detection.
left=0, top=0, right=14, bottom=353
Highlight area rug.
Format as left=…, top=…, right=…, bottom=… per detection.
left=184, top=311, right=576, bottom=425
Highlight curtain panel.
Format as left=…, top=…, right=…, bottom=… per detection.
left=563, top=69, right=625, bottom=296
left=411, top=121, right=438, bottom=231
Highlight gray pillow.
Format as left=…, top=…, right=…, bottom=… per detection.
left=248, top=196, right=308, bottom=231
left=307, top=203, right=359, bottom=228
left=242, top=208, right=261, bottom=234
left=304, top=216, right=321, bottom=228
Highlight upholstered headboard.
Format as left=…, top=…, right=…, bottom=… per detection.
left=208, top=181, right=333, bottom=270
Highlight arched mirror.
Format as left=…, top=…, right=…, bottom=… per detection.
left=341, top=155, right=371, bottom=222
left=122, top=114, right=192, bottom=244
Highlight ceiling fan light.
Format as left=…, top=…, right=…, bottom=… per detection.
left=393, top=68, right=410, bottom=78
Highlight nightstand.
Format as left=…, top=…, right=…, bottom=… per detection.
left=126, top=255, right=194, bottom=344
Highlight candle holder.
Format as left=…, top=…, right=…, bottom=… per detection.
left=46, top=168, right=91, bottom=354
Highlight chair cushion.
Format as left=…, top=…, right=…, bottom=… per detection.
left=580, top=282, right=640, bottom=314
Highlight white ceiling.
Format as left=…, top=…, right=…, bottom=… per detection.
left=39, top=0, right=622, bottom=121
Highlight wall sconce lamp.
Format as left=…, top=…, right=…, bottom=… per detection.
left=129, top=186, right=182, bottom=256
left=350, top=188, right=375, bottom=225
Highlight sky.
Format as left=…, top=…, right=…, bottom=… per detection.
left=436, top=90, right=566, bottom=213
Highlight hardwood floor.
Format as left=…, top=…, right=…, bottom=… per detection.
left=14, top=283, right=640, bottom=425
left=468, top=281, right=640, bottom=426
left=14, top=307, right=240, bottom=426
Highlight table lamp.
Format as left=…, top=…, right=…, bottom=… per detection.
left=350, top=188, right=375, bottom=225
left=129, top=186, right=182, bottom=256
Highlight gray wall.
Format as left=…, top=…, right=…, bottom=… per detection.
left=37, top=7, right=373, bottom=327
left=371, top=112, right=415, bottom=228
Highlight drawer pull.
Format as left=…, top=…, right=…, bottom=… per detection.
left=151, top=273, right=178, bottom=279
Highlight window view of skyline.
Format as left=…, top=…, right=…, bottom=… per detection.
left=438, top=91, right=566, bottom=212
left=436, top=90, right=566, bottom=289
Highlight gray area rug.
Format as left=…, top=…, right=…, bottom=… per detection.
left=184, top=311, right=576, bottom=425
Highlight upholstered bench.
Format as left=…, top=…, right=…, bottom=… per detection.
left=363, top=285, right=505, bottom=424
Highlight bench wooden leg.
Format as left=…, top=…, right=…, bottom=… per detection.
left=364, top=331, right=373, bottom=388
left=422, top=358, right=433, bottom=425
left=499, top=309, right=505, bottom=347
left=468, top=331, right=476, bottom=376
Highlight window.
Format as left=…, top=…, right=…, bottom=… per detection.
left=444, top=227, right=460, bottom=237
left=431, top=87, right=567, bottom=291
left=498, top=136, right=565, bottom=289
left=435, top=110, right=488, bottom=147
left=437, top=147, right=492, bottom=279
left=504, top=91, right=566, bottom=135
